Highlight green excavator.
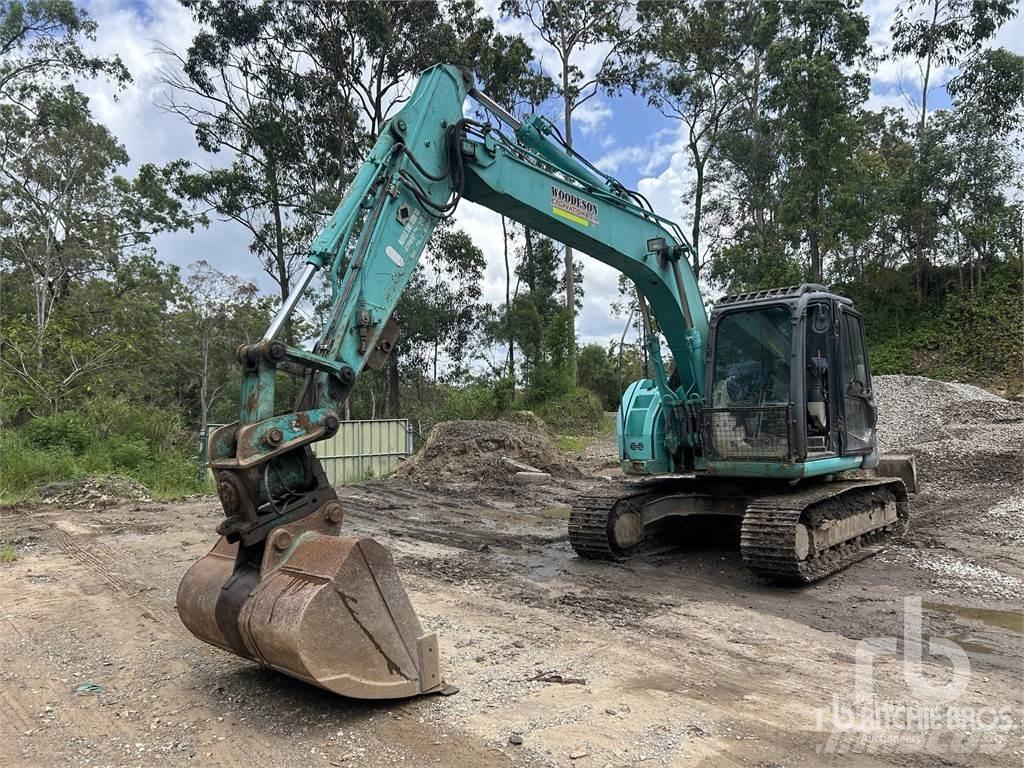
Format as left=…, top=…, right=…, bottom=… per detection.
left=177, top=64, right=915, bottom=700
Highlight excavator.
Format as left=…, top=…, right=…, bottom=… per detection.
left=177, top=64, right=915, bottom=700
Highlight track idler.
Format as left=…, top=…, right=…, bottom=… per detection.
left=177, top=501, right=443, bottom=699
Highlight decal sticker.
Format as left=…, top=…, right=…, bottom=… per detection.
left=551, top=186, right=599, bottom=227
left=386, top=246, right=404, bottom=267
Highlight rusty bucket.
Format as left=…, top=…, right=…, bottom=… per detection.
left=176, top=508, right=442, bottom=699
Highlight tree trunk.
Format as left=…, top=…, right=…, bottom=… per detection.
left=267, top=162, right=294, bottom=343
left=199, top=332, right=210, bottom=444
left=562, top=58, right=577, bottom=384
left=691, top=151, right=705, bottom=276
left=913, top=0, right=940, bottom=305
left=502, top=216, right=514, bottom=379
left=808, top=192, right=822, bottom=282
left=387, top=353, right=400, bottom=416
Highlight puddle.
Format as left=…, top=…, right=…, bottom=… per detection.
left=923, top=601, right=1024, bottom=636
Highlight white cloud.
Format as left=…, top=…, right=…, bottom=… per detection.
left=595, top=144, right=647, bottom=174
left=451, top=200, right=510, bottom=309
left=572, top=98, right=613, bottom=135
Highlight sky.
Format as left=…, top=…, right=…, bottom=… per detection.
left=76, top=0, right=1024, bottom=350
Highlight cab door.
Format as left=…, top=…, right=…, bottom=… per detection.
left=838, top=308, right=875, bottom=454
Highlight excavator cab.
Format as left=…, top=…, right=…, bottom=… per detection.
left=704, top=284, right=878, bottom=477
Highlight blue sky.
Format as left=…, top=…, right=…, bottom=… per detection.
left=77, top=0, right=1022, bottom=349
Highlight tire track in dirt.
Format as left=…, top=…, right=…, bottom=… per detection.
left=46, top=523, right=179, bottom=626
left=0, top=682, right=35, bottom=736
left=28, top=525, right=284, bottom=768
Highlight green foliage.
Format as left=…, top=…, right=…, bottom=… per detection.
left=0, top=0, right=129, bottom=103
left=20, top=412, right=94, bottom=453
left=0, top=430, right=78, bottom=497
left=867, top=264, right=1024, bottom=391
left=577, top=344, right=616, bottom=408
left=536, top=387, right=605, bottom=434
left=434, top=378, right=516, bottom=422
left=0, top=398, right=208, bottom=501
left=0, top=544, right=16, bottom=563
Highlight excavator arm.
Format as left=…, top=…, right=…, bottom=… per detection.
left=179, top=64, right=710, bottom=700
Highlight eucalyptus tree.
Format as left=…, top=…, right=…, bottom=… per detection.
left=0, top=0, right=127, bottom=104
left=632, top=0, right=752, bottom=276
left=890, top=0, right=1018, bottom=300
left=500, top=0, right=634, bottom=381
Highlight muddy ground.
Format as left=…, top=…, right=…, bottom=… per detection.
left=2, top=386, right=1023, bottom=767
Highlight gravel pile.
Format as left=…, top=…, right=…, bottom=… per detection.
left=874, top=374, right=1020, bottom=453
left=874, top=374, right=1023, bottom=489
left=397, top=420, right=580, bottom=484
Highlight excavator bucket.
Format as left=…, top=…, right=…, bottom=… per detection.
left=177, top=523, right=443, bottom=699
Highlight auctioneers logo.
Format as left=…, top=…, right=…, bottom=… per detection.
left=551, top=186, right=599, bottom=227
left=814, top=596, right=1017, bottom=756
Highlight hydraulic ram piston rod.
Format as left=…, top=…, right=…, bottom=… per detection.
left=262, top=262, right=319, bottom=342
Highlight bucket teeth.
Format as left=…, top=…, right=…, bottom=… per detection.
left=178, top=533, right=442, bottom=699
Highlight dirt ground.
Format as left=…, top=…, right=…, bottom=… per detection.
left=2, top=384, right=1023, bottom=767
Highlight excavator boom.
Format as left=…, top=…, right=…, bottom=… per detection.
left=178, top=64, right=707, bottom=699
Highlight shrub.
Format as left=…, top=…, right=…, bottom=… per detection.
left=3, top=398, right=208, bottom=501
left=537, top=387, right=605, bottom=434
left=0, top=431, right=79, bottom=498
left=435, top=379, right=514, bottom=422
left=104, top=437, right=152, bottom=470
left=20, top=413, right=94, bottom=454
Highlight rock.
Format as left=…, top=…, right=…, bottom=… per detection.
left=39, top=474, right=152, bottom=507
left=605, top=708, right=617, bottom=715
left=515, top=471, right=551, bottom=483
left=570, top=747, right=590, bottom=759
left=508, top=734, right=524, bottom=746
left=501, top=457, right=542, bottom=473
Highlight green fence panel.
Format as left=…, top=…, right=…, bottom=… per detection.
left=313, top=418, right=412, bottom=485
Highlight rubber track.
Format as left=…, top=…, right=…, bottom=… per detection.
left=740, top=479, right=908, bottom=585
left=569, top=483, right=654, bottom=560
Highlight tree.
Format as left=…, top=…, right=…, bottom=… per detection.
left=175, top=261, right=260, bottom=439
left=947, top=47, right=1024, bottom=136
left=765, top=0, right=873, bottom=283
left=891, top=0, right=1017, bottom=136
left=577, top=343, right=617, bottom=408
left=388, top=227, right=485, bottom=413
left=501, top=0, right=633, bottom=381
left=161, top=1, right=348, bottom=314
left=632, top=0, right=750, bottom=275
left=890, top=0, right=1018, bottom=300
left=0, top=0, right=128, bottom=104
left=0, top=86, right=194, bottom=361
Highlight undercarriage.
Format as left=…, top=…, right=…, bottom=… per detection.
left=569, top=463, right=913, bottom=585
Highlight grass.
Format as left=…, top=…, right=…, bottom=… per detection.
left=0, top=430, right=210, bottom=503
left=554, top=411, right=616, bottom=455
left=555, top=434, right=588, bottom=453
left=0, top=544, right=16, bottom=563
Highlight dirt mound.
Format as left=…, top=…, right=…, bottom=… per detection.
left=398, top=419, right=580, bottom=484
left=38, top=474, right=153, bottom=508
